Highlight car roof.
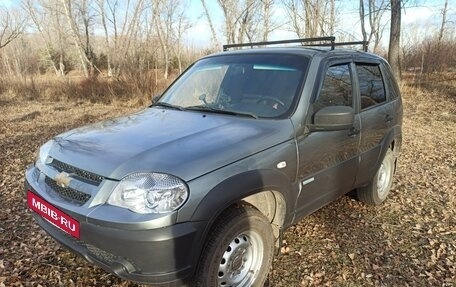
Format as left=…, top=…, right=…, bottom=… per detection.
left=205, top=46, right=384, bottom=62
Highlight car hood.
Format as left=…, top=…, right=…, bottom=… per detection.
left=49, top=107, right=294, bottom=181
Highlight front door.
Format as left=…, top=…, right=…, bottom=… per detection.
left=295, top=62, right=360, bottom=218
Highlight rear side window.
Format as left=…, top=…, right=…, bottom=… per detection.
left=382, top=64, right=400, bottom=100
left=356, top=64, right=386, bottom=109
left=314, top=64, right=352, bottom=112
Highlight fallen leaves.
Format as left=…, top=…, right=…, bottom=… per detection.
left=1, top=78, right=455, bottom=286
left=268, top=81, right=456, bottom=286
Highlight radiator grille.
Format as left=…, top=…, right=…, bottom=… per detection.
left=50, top=159, right=103, bottom=185
left=45, top=176, right=91, bottom=205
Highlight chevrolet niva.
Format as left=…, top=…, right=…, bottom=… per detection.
left=25, top=37, right=402, bottom=287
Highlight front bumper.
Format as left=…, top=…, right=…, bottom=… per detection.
left=25, top=168, right=206, bottom=286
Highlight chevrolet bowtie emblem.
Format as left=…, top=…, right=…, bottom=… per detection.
left=55, top=172, right=71, bottom=188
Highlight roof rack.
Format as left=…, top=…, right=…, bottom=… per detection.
left=222, top=37, right=369, bottom=52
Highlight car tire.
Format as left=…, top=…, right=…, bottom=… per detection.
left=357, top=148, right=395, bottom=205
left=194, top=204, right=274, bottom=287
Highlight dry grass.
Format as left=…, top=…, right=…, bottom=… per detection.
left=0, top=73, right=455, bottom=287
left=0, top=72, right=175, bottom=108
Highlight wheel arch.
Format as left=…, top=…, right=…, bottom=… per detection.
left=240, top=190, right=287, bottom=239
left=376, top=127, right=402, bottom=173
left=191, top=169, right=295, bottom=240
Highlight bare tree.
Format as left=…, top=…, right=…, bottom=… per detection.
left=261, top=0, right=280, bottom=41
left=283, top=0, right=336, bottom=38
left=438, top=0, right=449, bottom=43
left=97, top=0, right=113, bottom=76
left=329, top=0, right=335, bottom=35
left=369, top=0, right=388, bottom=52
left=173, top=3, right=191, bottom=73
left=153, top=0, right=192, bottom=77
left=360, top=0, right=367, bottom=45
left=24, top=0, right=59, bottom=75
left=94, top=0, right=146, bottom=77
left=0, top=7, right=25, bottom=49
left=62, top=0, right=92, bottom=77
left=283, top=0, right=304, bottom=37
left=200, top=0, right=220, bottom=48
left=75, top=0, right=96, bottom=72
left=388, top=0, right=401, bottom=82
left=24, top=0, right=72, bottom=76
left=359, top=0, right=388, bottom=53
left=217, top=0, right=262, bottom=44
left=153, top=0, right=172, bottom=79
left=53, top=1, right=68, bottom=76
left=218, top=0, right=235, bottom=43
left=118, top=0, right=146, bottom=76
left=239, top=0, right=262, bottom=43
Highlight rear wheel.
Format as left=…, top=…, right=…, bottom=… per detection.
left=357, top=148, right=395, bottom=205
left=195, top=204, right=274, bottom=287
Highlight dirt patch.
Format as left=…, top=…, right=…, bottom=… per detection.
left=0, top=82, right=455, bottom=286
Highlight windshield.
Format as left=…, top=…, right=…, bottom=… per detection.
left=157, top=54, right=309, bottom=118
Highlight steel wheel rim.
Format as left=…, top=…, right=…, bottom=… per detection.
left=377, top=158, right=392, bottom=199
left=217, top=230, right=264, bottom=287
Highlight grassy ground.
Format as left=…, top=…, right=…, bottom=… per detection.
left=0, top=75, right=454, bottom=286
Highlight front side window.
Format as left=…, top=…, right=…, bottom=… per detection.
left=356, top=64, right=386, bottom=109
left=314, top=64, right=353, bottom=112
left=158, top=54, right=309, bottom=118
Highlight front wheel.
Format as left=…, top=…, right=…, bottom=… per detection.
left=357, top=148, right=395, bottom=205
left=195, top=204, right=274, bottom=287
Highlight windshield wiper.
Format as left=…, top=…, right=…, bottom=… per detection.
left=151, top=102, right=185, bottom=111
left=186, top=105, right=258, bottom=119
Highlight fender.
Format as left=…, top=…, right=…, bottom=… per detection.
left=180, top=169, right=298, bottom=277
left=191, top=169, right=297, bottom=225
left=378, top=126, right=402, bottom=167
left=361, top=125, right=402, bottom=186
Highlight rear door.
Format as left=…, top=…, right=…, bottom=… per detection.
left=353, top=61, right=393, bottom=186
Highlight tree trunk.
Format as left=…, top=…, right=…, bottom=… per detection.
left=24, top=0, right=61, bottom=76
left=438, top=0, right=448, bottom=43
left=54, top=5, right=66, bottom=76
left=262, top=0, right=272, bottom=41
left=304, top=1, right=311, bottom=37
left=330, top=0, right=335, bottom=35
left=98, top=0, right=113, bottom=77
left=388, top=0, right=401, bottom=82
left=153, top=1, right=169, bottom=80
left=62, top=0, right=90, bottom=78
left=360, top=0, right=367, bottom=44
left=201, top=0, right=220, bottom=48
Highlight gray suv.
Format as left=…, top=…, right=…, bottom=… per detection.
left=25, top=37, right=402, bottom=287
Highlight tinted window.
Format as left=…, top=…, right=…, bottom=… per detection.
left=314, top=64, right=352, bottom=111
left=382, top=64, right=400, bottom=100
left=356, top=64, right=386, bottom=109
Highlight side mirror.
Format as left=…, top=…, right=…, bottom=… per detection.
left=312, top=106, right=354, bottom=131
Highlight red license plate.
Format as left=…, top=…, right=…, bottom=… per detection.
left=27, top=190, right=80, bottom=239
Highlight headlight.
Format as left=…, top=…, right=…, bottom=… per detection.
left=36, top=140, right=53, bottom=165
left=107, top=173, right=189, bottom=214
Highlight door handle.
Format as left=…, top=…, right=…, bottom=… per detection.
left=348, top=127, right=360, bottom=137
